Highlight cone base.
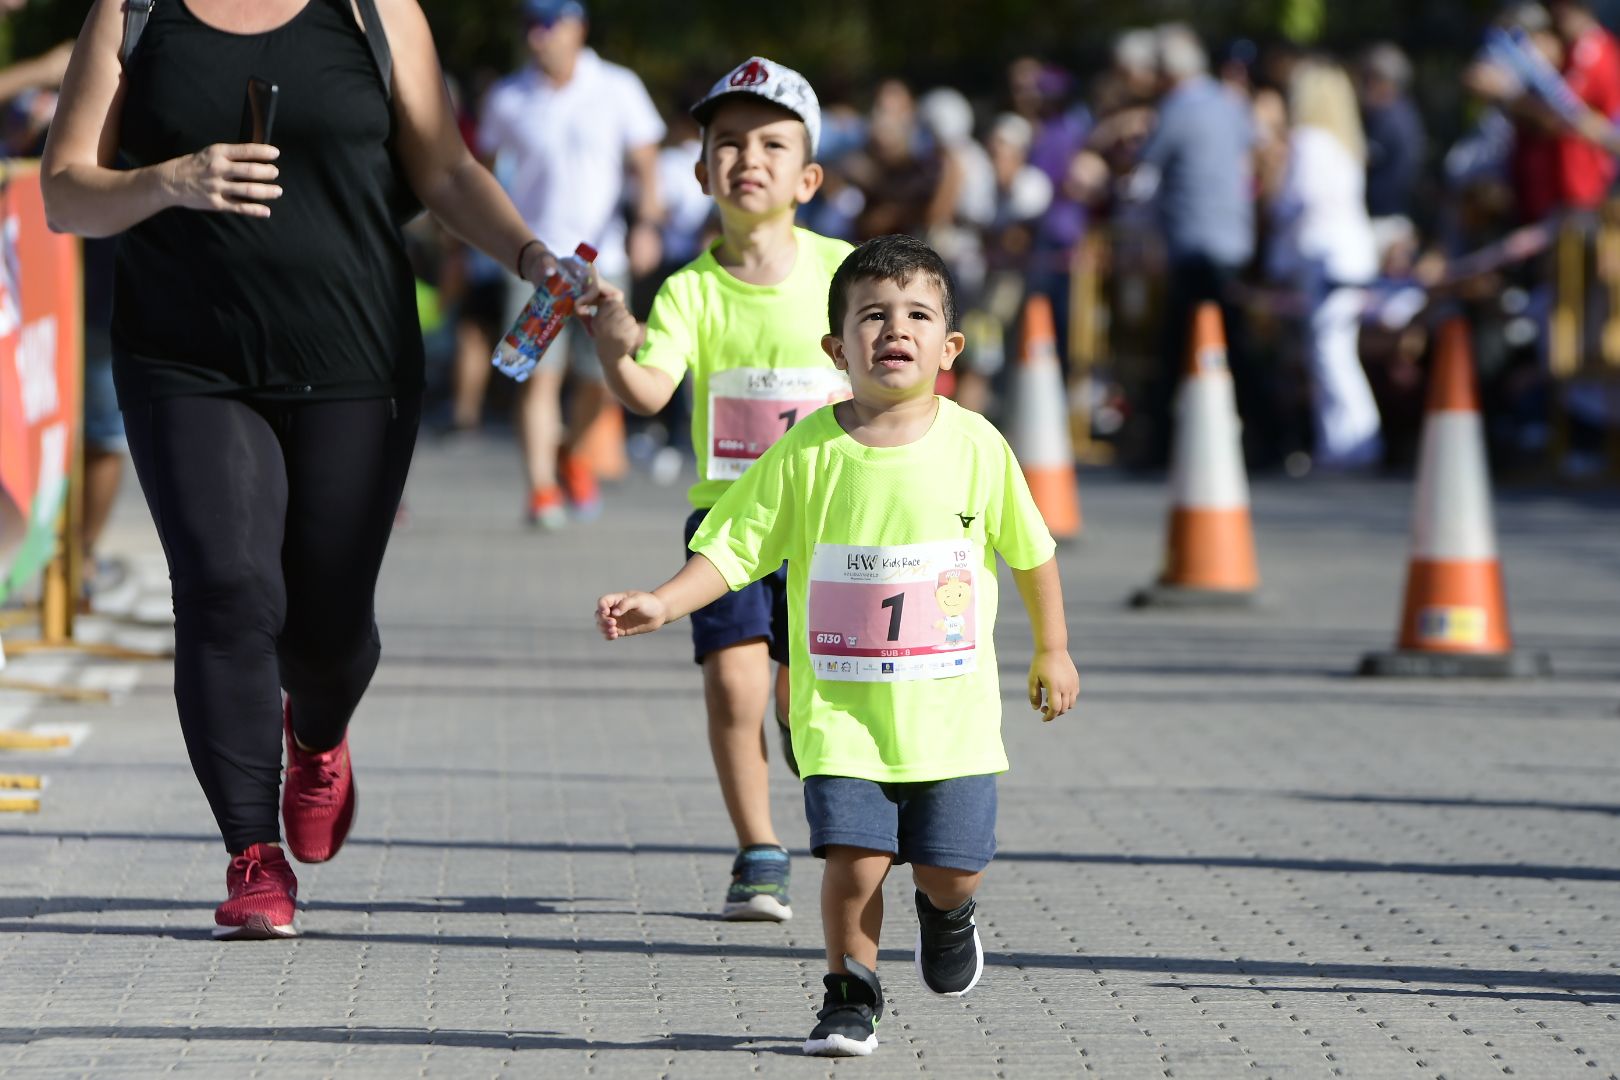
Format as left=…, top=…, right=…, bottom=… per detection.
left=1358, top=649, right=1552, bottom=679
left=1128, top=583, right=1261, bottom=610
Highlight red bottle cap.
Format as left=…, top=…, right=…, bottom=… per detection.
left=574, top=243, right=598, bottom=263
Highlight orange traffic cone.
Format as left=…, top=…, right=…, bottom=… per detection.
left=1130, top=303, right=1259, bottom=608
left=576, top=400, right=629, bottom=481
left=1007, top=293, right=1082, bottom=540
left=1360, top=320, right=1550, bottom=676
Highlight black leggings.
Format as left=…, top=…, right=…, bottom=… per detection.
left=124, top=393, right=419, bottom=852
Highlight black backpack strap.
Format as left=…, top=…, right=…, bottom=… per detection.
left=122, top=0, right=154, bottom=67
left=352, top=0, right=392, bottom=99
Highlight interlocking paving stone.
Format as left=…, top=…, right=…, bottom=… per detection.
left=1, top=439, right=1616, bottom=1078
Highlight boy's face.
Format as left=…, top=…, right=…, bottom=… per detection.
left=822, top=275, right=964, bottom=405
left=696, top=99, right=823, bottom=218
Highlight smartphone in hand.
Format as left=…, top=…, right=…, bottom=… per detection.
left=241, top=77, right=279, bottom=144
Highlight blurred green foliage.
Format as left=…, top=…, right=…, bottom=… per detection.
left=0, top=0, right=1538, bottom=110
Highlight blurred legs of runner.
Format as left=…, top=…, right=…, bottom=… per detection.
left=449, top=249, right=509, bottom=433
left=511, top=272, right=622, bottom=525
left=80, top=347, right=128, bottom=601
left=451, top=318, right=496, bottom=432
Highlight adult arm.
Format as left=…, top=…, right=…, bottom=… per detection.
left=376, top=0, right=555, bottom=285
left=1122, top=101, right=1174, bottom=202
left=1009, top=556, right=1079, bottom=721
left=627, top=141, right=663, bottom=277
left=40, top=0, right=283, bottom=237
left=0, top=41, right=72, bottom=105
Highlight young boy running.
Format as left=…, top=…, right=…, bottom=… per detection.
left=589, top=57, right=852, bottom=921
left=595, top=235, right=1080, bottom=1056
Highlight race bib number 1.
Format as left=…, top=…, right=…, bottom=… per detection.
left=707, top=367, right=849, bottom=480
left=808, top=541, right=979, bottom=682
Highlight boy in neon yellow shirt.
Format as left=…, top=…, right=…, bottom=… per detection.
left=596, top=235, right=1080, bottom=1057
left=589, top=58, right=851, bottom=922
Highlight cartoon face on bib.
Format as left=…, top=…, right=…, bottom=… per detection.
left=934, top=569, right=972, bottom=619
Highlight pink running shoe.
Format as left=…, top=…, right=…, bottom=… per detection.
left=281, top=700, right=357, bottom=864
left=214, top=843, right=298, bottom=939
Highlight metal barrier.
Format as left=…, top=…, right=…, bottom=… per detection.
left=1550, top=205, right=1620, bottom=476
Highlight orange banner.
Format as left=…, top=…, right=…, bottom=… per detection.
left=0, top=163, right=82, bottom=605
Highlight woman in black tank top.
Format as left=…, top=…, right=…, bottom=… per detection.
left=42, top=0, right=574, bottom=940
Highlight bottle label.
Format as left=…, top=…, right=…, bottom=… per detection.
left=492, top=288, right=575, bottom=380
left=806, top=540, right=979, bottom=683
left=706, top=367, right=850, bottom=480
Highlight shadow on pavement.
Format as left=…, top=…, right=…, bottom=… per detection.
left=1151, top=981, right=1620, bottom=1006
left=0, top=896, right=615, bottom=919
left=0, top=920, right=1612, bottom=1002
left=0, top=1025, right=798, bottom=1053
left=1287, top=792, right=1620, bottom=815
left=10, top=830, right=1618, bottom=881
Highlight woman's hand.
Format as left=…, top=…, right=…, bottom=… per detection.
left=518, top=239, right=561, bottom=288
left=161, top=143, right=283, bottom=218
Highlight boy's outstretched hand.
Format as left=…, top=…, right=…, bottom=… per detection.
left=1028, top=649, right=1080, bottom=722
left=590, top=279, right=643, bottom=365
left=596, top=591, right=669, bottom=640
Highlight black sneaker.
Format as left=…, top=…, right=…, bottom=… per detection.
left=776, top=716, right=800, bottom=779
left=722, top=844, right=792, bottom=921
left=914, top=889, right=983, bottom=995
left=803, top=956, right=883, bottom=1057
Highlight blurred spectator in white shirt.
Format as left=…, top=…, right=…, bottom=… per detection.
left=1269, top=59, right=1383, bottom=471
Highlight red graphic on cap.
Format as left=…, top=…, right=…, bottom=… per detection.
left=730, top=60, right=770, bottom=88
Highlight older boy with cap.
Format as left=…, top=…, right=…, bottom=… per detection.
left=591, top=57, right=851, bottom=922
left=477, top=0, right=664, bottom=526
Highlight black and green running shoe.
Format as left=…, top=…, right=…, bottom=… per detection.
left=804, top=956, right=883, bottom=1057
left=722, top=844, right=792, bottom=921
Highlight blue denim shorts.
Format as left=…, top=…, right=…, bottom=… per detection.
left=84, top=340, right=126, bottom=449
left=683, top=508, right=789, bottom=665
left=803, top=773, right=998, bottom=872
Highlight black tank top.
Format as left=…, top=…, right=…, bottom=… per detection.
left=112, top=0, right=423, bottom=402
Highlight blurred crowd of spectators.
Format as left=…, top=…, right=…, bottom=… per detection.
left=5, top=0, right=1618, bottom=483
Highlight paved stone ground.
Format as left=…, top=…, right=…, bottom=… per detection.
left=1, top=433, right=1616, bottom=1079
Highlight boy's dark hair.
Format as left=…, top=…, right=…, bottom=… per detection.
left=828, top=234, right=958, bottom=334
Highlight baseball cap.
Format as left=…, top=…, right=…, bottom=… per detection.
left=521, top=0, right=585, bottom=26
left=690, top=57, right=821, bottom=157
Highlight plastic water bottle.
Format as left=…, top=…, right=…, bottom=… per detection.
left=491, top=243, right=597, bottom=382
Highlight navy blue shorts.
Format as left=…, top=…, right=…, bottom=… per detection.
left=683, top=507, right=789, bottom=665
left=803, top=773, right=998, bottom=872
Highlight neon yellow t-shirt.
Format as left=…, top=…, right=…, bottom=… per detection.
left=690, top=398, right=1058, bottom=783
left=637, top=228, right=854, bottom=509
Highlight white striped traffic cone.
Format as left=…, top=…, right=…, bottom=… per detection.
left=1008, top=293, right=1082, bottom=540
left=1131, top=303, right=1259, bottom=607
left=1360, top=319, right=1550, bottom=677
